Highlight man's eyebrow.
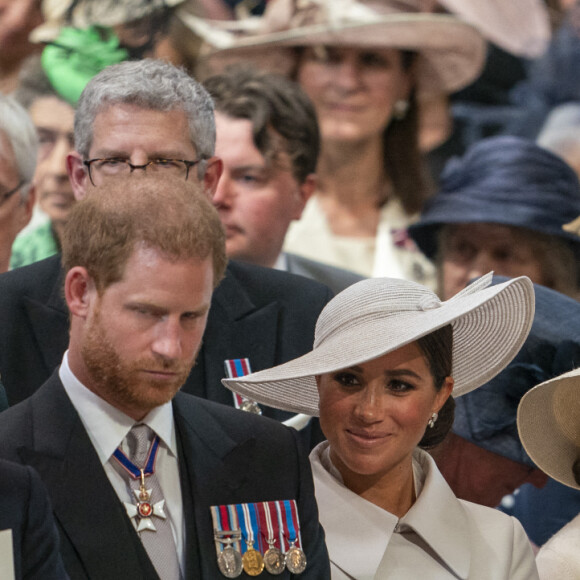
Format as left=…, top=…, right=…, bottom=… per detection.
left=91, top=149, right=191, bottom=159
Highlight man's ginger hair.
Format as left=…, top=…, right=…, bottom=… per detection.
left=61, top=175, right=227, bottom=292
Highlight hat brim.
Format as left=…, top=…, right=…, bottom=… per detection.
left=437, top=0, right=550, bottom=58
left=409, top=201, right=580, bottom=261
left=223, top=275, right=534, bottom=416
left=517, top=368, right=580, bottom=490
left=192, top=13, right=486, bottom=95
left=31, top=0, right=185, bottom=43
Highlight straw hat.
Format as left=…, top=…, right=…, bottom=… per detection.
left=223, top=272, right=535, bottom=416
left=32, top=0, right=185, bottom=43
left=184, top=0, right=486, bottom=95
left=518, top=367, right=580, bottom=490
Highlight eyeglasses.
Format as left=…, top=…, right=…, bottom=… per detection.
left=0, top=180, right=24, bottom=207
left=83, top=157, right=204, bottom=186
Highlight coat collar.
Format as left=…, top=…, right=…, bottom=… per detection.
left=400, top=450, right=471, bottom=578
left=311, top=444, right=471, bottom=579
left=172, top=392, right=256, bottom=499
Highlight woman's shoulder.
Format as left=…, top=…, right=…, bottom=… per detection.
left=536, top=513, right=580, bottom=579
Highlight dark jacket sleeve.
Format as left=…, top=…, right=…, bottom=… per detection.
left=0, top=461, right=69, bottom=580
left=289, top=427, right=331, bottom=579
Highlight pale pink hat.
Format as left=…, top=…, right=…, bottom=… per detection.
left=438, top=0, right=551, bottom=58
left=183, top=0, right=486, bottom=95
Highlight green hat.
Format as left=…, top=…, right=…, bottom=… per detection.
left=41, top=26, right=128, bottom=105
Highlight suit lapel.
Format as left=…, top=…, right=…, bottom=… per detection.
left=21, top=376, right=158, bottom=579
left=173, top=393, right=256, bottom=577
left=186, top=265, right=280, bottom=406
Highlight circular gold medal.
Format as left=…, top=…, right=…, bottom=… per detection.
left=263, top=547, right=286, bottom=575
left=285, top=546, right=307, bottom=574
left=242, top=547, right=264, bottom=576
left=217, top=546, right=243, bottom=578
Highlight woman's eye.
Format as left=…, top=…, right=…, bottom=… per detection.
left=388, top=380, right=413, bottom=393
left=333, top=372, right=360, bottom=387
left=360, top=52, right=388, bottom=68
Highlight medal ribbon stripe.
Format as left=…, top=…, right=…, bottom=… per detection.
left=112, top=434, right=160, bottom=479
left=224, top=358, right=253, bottom=410
left=236, top=503, right=253, bottom=553
left=266, top=502, right=285, bottom=550
left=248, top=503, right=265, bottom=553
left=287, top=500, right=303, bottom=548
left=211, top=504, right=243, bottom=552
left=281, top=499, right=302, bottom=548
left=256, top=503, right=272, bottom=549
left=227, top=504, right=242, bottom=552
left=275, top=501, right=290, bottom=551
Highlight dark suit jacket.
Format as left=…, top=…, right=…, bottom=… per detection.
left=284, top=252, right=364, bottom=295
left=0, top=373, right=330, bottom=579
left=0, top=459, right=68, bottom=580
left=0, top=256, right=331, bottom=419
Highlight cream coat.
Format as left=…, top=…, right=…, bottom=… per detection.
left=284, top=196, right=436, bottom=286
left=311, top=443, right=539, bottom=580
left=536, top=512, right=580, bottom=579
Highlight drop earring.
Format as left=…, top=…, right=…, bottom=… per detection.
left=428, top=412, right=438, bottom=428
left=392, top=99, right=409, bottom=121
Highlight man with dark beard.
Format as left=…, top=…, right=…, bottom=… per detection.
left=0, top=175, right=329, bottom=580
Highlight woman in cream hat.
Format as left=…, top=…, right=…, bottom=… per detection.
left=518, top=367, right=580, bottom=579
left=224, top=272, right=539, bottom=578
left=189, top=0, right=486, bottom=284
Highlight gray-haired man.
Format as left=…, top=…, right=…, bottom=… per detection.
left=0, top=59, right=329, bottom=449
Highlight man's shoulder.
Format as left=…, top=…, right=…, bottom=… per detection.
left=0, top=375, right=62, bottom=438
left=175, top=391, right=294, bottom=436
left=0, top=255, right=63, bottom=301
left=224, top=260, right=334, bottom=304
left=284, top=252, right=364, bottom=294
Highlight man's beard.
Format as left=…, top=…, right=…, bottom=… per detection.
left=81, top=304, right=195, bottom=415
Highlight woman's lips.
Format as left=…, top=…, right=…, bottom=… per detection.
left=346, top=428, right=391, bottom=447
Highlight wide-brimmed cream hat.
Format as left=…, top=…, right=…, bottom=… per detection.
left=223, top=273, right=535, bottom=416
left=183, top=0, right=486, bottom=95
left=517, top=367, right=580, bottom=490
left=32, top=0, right=185, bottom=43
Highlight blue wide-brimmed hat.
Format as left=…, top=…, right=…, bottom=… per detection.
left=454, top=276, right=580, bottom=466
left=409, top=136, right=580, bottom=260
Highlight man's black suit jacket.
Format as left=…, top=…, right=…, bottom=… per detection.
left=0, top=373, right=330, bottom=579
left=0, top=256, right=332, bottom=414
left=0, top=458, right=68, bottom=579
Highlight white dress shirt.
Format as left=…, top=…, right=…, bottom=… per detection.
left=59, top=351, right=185, bottom=575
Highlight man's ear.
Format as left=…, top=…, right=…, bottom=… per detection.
left=292, top=173, right=316, bottom=220
left=67, top=152, right=90, bottom=201
left=202, top=156, right=223, bottom=199
left=65, top=266, right=95, bottom=317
